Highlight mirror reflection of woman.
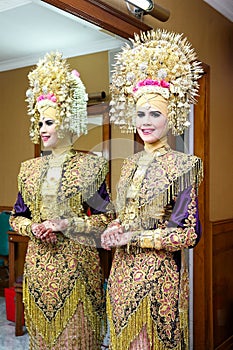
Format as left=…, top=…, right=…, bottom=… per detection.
left=101, top=29, right=204, bottom=350
left=10, top=52, right=113, bottom=350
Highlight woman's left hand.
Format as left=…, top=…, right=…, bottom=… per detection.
left=114, top=231, right=133, bottom=247
left=101, top=226, right=133, bottom=249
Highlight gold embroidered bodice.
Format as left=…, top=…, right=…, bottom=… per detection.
left=124, top=146, right=171, bottom=230
left=117, top=147, right=203, bottom=231
left=17, top=149, right=109, bottom=223
left=40, top=151, right=69, bottom=220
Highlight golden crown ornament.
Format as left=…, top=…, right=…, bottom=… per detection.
left=110, top=29, right=203, bottom=135
left=26, top=52, right=88, bottom=144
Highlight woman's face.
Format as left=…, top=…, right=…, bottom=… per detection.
left=136, top=105, right=168, bottom=143
left=39, top=117, right=58, bottom=149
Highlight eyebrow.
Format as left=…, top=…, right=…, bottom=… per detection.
left=137, top=110, right=161, bottom=114
left=39, top=118, right=54, bottom=122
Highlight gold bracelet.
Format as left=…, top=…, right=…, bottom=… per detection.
left=139, top=230, right=162, bottom=249
left=26, top=223, right=32, bottom=235
left=73, top=217, right=85, bottom=232
left=153, top=232, right=162, bottom=250
left=140, top=235, right=155, bottom=249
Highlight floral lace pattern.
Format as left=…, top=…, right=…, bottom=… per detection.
left=25, top=234, right=104, bottom=321
left=108, top=248, right=180, bottom=348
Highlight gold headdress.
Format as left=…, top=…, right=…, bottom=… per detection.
left=26, top=52, right=88, bottom=144
left=110, top=29, right=203, bottom=135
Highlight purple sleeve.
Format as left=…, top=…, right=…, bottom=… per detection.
left=168, top=185, right=202, bottom=244
left=86, top=181, right=111, bottom=214
left=13, top=192, right=31, bottom=219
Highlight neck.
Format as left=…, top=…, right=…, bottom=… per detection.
left=144, top=136, right=169, bottom=154
left=51, top=145, right=72, bottom=157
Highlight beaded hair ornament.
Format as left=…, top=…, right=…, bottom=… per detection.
left=26, top=52, right=88, bottom=144
left=110, top=29, right=203, bottom=135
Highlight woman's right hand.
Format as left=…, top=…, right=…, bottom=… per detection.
left=31, top=223, right=57, bottom=244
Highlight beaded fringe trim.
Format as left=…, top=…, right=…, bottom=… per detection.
left=23, top=276, right=105, bottom=347
left=139, top=157, right=203, bottom=210
left=18, top=161, right=108, bottom=222
left=107, top=293, right=188, bottom=350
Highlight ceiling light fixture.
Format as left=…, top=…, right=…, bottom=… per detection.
left=125, top=0, right=170, bottom=22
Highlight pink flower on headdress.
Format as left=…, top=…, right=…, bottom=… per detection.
left=160, top=80, right=170, bottom=88
left=133, top=79, right=170, bottom=92
left=37, top=93, right=57, bottom=103
left=71, top=69, right=80, bottom=78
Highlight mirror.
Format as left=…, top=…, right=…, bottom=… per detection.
left=0, top=0, right=151, bottom=277
left=0, top=0, right=151, bottom=175
left=0, top=0, right=128, bottom=71
left=0, top=0, right=130, bottom=193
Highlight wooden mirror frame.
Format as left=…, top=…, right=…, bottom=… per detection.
left=41, top=2, right=211, bottom=349
left=42, top=0, right=151, bottom=38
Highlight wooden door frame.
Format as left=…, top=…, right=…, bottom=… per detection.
left=42, top=1, right=212, bottom=348
left=193, top=63, right=212, bottom=349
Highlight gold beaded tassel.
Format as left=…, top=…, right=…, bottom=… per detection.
left=178, top=249, right=190, bottom=350
left=23, top=276, right=105, bottom=347
left=107, top=292, right=182, bottom=350
left=82, top=161, right=109, bottom=201
left=138, top=157, right=203, bottom=223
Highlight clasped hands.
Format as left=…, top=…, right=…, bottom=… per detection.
left=101, top=221, right=162, bottom=250
left=31, top=218, right=68, bottom=244
left=101, top=221, right=133, bottom=250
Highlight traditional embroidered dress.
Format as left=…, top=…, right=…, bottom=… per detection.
left=10, top=149, right=112, bottom=350
left=107, top=145, right=203, bottom=350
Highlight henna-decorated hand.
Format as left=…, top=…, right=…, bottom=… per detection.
left=31, top=223, right=57, bottom=244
